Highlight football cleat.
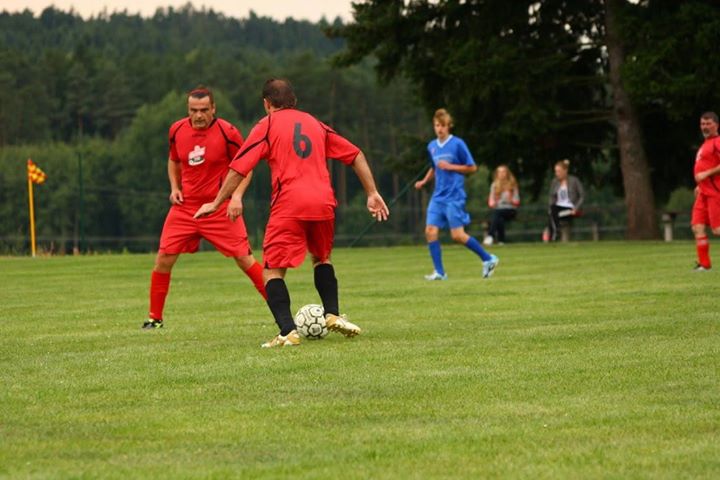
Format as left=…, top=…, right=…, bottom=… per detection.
left=424, top=271, right=448, bottom=281
left=261, top=329, right=301, bottom=348
left=482, top=255, right=499, bottom=278
left=142, top=319, right=163, bottom=329
left=325, top=313, right=362, bottom=337
left=693, top=263, right=712, bottom=272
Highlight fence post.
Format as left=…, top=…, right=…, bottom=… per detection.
left=662, top=212, right=676, bottom=242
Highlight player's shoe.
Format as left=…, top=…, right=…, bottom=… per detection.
left=142, top=319, right=163, bottom=329
left=482, top=255, right=499, bottom=278
left=325, top=313, right=362, bottom=337
left=424, top=271, right=448, bottom=281
left=693, top=263, right=712, bottom=272
left=261, top=329, right=301, bottom=348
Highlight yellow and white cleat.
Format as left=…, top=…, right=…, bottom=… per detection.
left=261, top=329, right=301, bottom=348
left=325, top=313, right=362, bottom=337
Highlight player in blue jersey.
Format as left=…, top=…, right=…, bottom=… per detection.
left=414, top=109, right=498, bottom=280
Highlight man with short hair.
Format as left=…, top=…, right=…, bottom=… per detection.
left=194, top=78, right=389, bottom=348
left=143, top=86, right=266, bottom=329
left=414, top=108, right=498, bottom=280
left=691, top=111, right=720, bottom=271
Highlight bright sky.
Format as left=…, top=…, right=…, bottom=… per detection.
left=1, top=0, right=355, bottom=22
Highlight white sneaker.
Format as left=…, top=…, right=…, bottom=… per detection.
left=482, top=255, right=499, bottom=278
left=424, top=271, right=448, bottom=281
left=483, top=235, right=494, bottom=246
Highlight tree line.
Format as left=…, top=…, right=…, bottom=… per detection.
left=1, top=2, right=717, bottom=252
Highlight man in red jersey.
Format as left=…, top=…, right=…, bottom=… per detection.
left=194, top=78, right=389, bottom=347
left=143, top=87, right=266, bottom=329
left=691, top=111, right=720, bottom=271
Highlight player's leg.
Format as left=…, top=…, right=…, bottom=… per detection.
left=447, top=202, right=498, bottom=278
left=450, top=225, right=499, bottom=278
left=145, top=206, right=201, bottom=329
left=198, top=202, right=267, bottom=299
left=691, top=194, right=712, bottom=270
left=233, top=256, right=267, bottom=299
left=424, top=200, right=447, bottom=279
left=259, top=217, right=308, bottom=347
left=145, top=252, right=179, bottom=328
left=308, top=219, right=361, bottom=337
left=424, top=224, right=447, bottom=280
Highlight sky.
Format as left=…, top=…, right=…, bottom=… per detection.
left=1, top=0, right=355, bottom=22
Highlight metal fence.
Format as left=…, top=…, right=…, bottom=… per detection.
left=1, top=201, right=695, bottom=255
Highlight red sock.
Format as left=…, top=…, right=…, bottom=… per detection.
left=244, top=261, right=267, bottom=300
left=696, top=235, right=711, bottom=268
left=149, top=271, right=171, bottom=320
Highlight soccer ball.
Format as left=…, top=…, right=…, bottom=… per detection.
left=294, top=304, right=329, bottom=339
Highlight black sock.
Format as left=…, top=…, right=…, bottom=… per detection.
left=314, top=263, right=339, bottom=316
left=265, top=278, right=295, bottom=336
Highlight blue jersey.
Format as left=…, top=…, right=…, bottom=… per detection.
left=426, top=135, right=475, bottom=202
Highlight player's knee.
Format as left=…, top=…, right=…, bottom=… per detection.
left=425, top=226, right=439, bottom=241
left=692, top=224, right=706, bottom=236
left=154, top=253, right=178, bottom=272
left=234, top=255, right=255, bottom=271
left=712, top=227, right=720, bottom=236
left=450, top=231, right=466, bottom=243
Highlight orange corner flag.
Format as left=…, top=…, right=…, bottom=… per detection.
left=27, top=159, right=47, bottom=185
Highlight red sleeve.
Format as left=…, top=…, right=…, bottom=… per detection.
left=230, top=119, right=269, bottom=176
left=218, top=119, right=244, bottom=159
left=168, top=121, right=184, bottom=162
left=322, top=122, right=360, bottom=165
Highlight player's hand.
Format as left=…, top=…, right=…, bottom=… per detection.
left=227, top=196, right=244, bottom=222
left=193, top=202, right=217, bottom=219
left=695, top=171, right=709, bottom=183
left=437, top=160, right=453, bottom=171
left=414, top=180, right=424, bottom=190
left=367, top=192, right=389, bottom=222
left=169, top=189, right=184, bottom=205
left=694, top=186, right=700, bottom=197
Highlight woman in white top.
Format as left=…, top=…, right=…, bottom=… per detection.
left=546, top=159, right=585, bottom=242
left=484, top=165, right=520, bottom=245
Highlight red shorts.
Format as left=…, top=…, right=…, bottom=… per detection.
left=262, top=217, right=334, bottom=269
left=691, top=193, right=720, bottom=229
left=159, top=201, right=251, bottom=257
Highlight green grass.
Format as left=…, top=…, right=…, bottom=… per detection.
left=1, top=242, right=719, bottom=479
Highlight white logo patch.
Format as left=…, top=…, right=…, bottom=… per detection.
left=188, top=145, right=206, bottom=166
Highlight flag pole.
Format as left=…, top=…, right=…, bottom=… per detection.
left=28, top=173, right=37, bottom=257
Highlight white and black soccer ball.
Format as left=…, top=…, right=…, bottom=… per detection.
left=294, top=304, right=329, bottom=339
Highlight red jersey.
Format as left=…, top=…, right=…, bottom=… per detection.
left=695, top=135, right=720, bottom=197
left=169, top=118, right=243, bottom=205
left=230, top=109, right=360, bottom=220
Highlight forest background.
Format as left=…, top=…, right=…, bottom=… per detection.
left=1, top=1, right=719, bottom=253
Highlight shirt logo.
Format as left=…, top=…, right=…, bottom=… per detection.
left=188, top=145, right=206, bottom=166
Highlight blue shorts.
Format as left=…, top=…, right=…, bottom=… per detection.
left=426, top=199, right=470, bottom=229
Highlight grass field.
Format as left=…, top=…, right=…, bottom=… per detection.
left=1, top=242, right=719, bottom=479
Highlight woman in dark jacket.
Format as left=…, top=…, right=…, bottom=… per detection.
left=545, top=159, right=584, bottom=242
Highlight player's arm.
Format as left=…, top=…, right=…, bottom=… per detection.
left=351, top=151, right=389, bottom=221
left=437, top=162, right=478, bottom=174
left=193, top=169, right=246, bottom=220
left=695, top=165, right=720, bottom=183
left=414, top=167, right=434, bottom=190
left=168, top=158, right=183, bottom=205
left=227, top=171, right=253, bottom=221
